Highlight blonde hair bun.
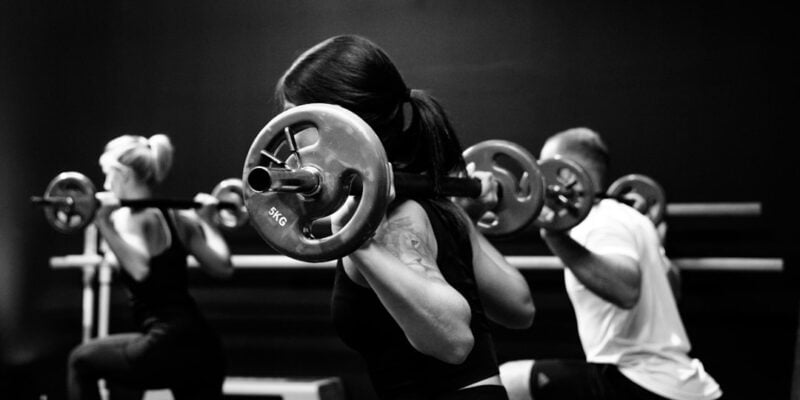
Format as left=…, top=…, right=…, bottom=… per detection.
left=147, top=134, right=174, bottom=184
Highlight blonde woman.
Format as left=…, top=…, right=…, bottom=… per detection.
left=67, top=134, right=232, bottom=400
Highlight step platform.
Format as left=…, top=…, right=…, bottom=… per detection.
left=143, top=376, right=345, bottom=400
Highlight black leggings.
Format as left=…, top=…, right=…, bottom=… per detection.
left=67, top=328, right=225, bottom=400
left=529, top=360, right=670, bottom=400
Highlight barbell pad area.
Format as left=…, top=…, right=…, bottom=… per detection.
left=346, top=172, right=482, bottom=199
left=396, top=173, right=482, bottom=198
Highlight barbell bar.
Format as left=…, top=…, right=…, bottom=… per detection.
left=31, top=172, right=249, bottom=233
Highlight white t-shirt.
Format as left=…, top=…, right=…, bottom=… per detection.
left=566, top=199, right=722, bottom=400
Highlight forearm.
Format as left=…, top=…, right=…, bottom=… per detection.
left=484, top=269, right=535, bottom=329
left=474, top=234, right=535, bottom=328
left=193, top=221, right=233, bottom=279
left=350, top=245, right=474, bottom=363
left=544, top=233, right=640, bottom=308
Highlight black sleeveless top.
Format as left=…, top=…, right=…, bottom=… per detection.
left=118, top=209, right=202, bottom=329
left=331, top=198, right=499, bottom=400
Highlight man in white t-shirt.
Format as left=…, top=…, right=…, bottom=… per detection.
left=499, top=128, right=722, bottom=400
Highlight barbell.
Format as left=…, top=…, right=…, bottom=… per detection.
left=241, top=103, right=595, bottom=262
left=31, top=172, right=249, bottom=234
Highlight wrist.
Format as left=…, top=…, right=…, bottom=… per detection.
left=455, top=198, right=487, bottom=222
left=540, top=227, right=570, bottom=241
left=197, top=208, right=216, bottom=224
left=94, top=217, right=114, bottom=230
left=198, top=213, right=215, bottom=225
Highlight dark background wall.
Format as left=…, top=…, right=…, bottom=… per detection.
left=1, top=1, right=795, bottom=399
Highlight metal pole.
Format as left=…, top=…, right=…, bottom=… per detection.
left=80, top=225, right=98, bottom=343
left=97, top=239, right=113, bottom=400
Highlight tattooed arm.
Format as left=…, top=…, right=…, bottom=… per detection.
left=344, top=200, right=474, bottom=364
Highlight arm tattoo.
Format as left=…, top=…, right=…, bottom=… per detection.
left=374, top=216, right=442, bottom=280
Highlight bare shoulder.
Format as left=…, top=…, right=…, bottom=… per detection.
left=119, top=208, right=161, bottom=232
left=376, top=200, right=440, bottom=276
left=387, top=200, right=429, bottom=226
left=383, top=201, right=434, bottom=245
left=115, top=209, right=170, bottom=255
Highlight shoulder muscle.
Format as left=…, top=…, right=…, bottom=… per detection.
left=376, top=201, right=441, bottom=280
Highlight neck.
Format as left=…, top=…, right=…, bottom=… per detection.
left=122, top=184, right=153, bottom=199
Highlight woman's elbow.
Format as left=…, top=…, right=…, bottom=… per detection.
left=495, top=298, right=536, bottom=329
left=216, top=266, right=234, bottom=280
left=412, top=324, right=474, bottom=364
left=213, top=262, right=235, bottom=280
left=505, top=292, right=536, bottom=329
left=119, top=256, right=151, bottom=281
left=515, top=302, right=536, bottom=329
left=520, top=293, right=536, bottom=326
left=435, top=331, right=475, bottom=365
left=127, top=264, right=150, bottom=282
left=202, top=259, right=234, bottom=280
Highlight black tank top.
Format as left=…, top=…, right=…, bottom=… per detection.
left=331, top=198, right=499, bottom=400
left=118, top=209, right=200, bottom=328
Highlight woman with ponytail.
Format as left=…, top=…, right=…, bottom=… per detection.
left=276, top=35, right=535, bottom=400
left=67, top=133, right=232, bottom=400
